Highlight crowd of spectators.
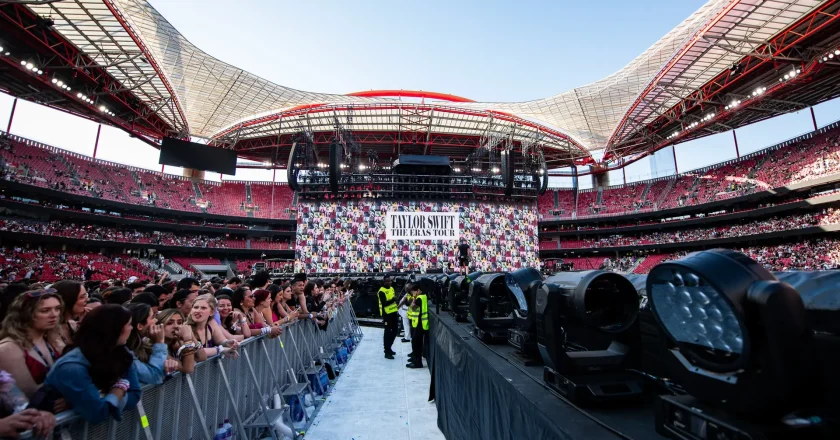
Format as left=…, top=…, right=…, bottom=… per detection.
left=555, top=209, right=840, bottom=249
left=0, top=134, right=294, bottom=219
left=0, top=270, right=350, bottom=434
left=538, top=128, right=840, bottom=220
left=0, top=218, right=290, bottom=250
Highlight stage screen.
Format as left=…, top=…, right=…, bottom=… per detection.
left=295, top=200, right=539, bottom=273
left=159, top=137, right=238, bottom=175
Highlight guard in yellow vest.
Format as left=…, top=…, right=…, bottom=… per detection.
left=378, top=275, right=399, bottom=359
left=406, top=283, right=429, bottom=369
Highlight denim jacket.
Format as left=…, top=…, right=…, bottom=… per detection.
left=45, top=347, right=141, bottom=424
left=133, top=343, right=168, bottom=385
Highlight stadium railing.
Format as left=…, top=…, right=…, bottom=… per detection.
left=21, top=301, right=363, bottom=440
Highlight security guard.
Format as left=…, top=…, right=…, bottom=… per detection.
left=398, top=283, right=415, bottom=343
left=406, top=283, right=429, bottom=369
left=378, top=275, right=399, bottom=359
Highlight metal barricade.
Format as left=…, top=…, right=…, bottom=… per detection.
left=22, top=301, right=362, bottom=440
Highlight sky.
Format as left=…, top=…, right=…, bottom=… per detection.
left=2, top=0, right=839, bottom=186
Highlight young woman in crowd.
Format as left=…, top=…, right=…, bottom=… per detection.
left=102, top=287, right=132, bottom=305
left=186, top=294, right=239, bottom=358
left=271, top=285, right=298, bottom=324
left=53, top=280, right=88, bottom=345
left=125, top=303, right=167, bottom=385
left=0, top=289, right=64, bottom=398
left=253, top=289, right=274, bottom=326
left=156, top=309, right=204, bottom=374
left=216, top=295, right=251, bottom=340
left=230, top=285, right=252, bottom=315
left=46, top=305, right=142, bottom=424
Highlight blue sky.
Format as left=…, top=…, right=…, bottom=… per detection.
left=2, top=0, right=839, bottom=185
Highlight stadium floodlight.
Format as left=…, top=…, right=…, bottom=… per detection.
left=491, top=167, right=500, bottom=173
left=0, top=46, right=3, bottom=52
left=51, top=78, right=57, bottom=84
left=535, top=270, right=644, bottom=404
left=647, top=249, right=812, bottom=417
left=835, top=49, right=840, bottom=55
left=20, top=60, right=26, bottom=66
left=453, top=167, right=461, bottom=173
left=76, top=93, right=82, bottom=98
left=99, top=105, right=107, bottom=112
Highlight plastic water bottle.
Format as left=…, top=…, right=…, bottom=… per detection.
left=223, top=419, right=233, bottom=439
left=214, top=423, right=226, bottom=440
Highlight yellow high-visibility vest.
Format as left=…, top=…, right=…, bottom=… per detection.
left=410, top=294, right=429, bottom=331
left=378, top=286, right=398, bottom=315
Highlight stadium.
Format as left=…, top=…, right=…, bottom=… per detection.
left=0, top=0, right=838, bottom=439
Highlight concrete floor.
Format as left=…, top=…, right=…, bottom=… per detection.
left=304, top=327, right=446, bottom=440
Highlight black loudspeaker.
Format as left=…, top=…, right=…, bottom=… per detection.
left=501, top=150, right=514, bottom=196
left=329, top=141, right=342, bottom=193
left=538, top=151, right=548, bottom=195
left=287, top=141, right=300, bottom=191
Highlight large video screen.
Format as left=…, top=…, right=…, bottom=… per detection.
left=159, top=137, right=238, bottom=175
left=295, top=200, right=539, bottom=273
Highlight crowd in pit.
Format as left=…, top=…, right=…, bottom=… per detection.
left=0, top=269, right=350, bottom=436
left=0, top=218, right=290, bottom=250
left=557, top=209, right=840, bottom=249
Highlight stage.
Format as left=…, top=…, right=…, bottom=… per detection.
left=429, top=310, right=667, bottom=440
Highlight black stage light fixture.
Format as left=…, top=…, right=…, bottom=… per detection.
left=437, top=273, right=459, bottom=311
left=647, top=250, right=823, bottom=439
left=535, top=270, right=644, bottom=405
left=469, top=269, right=542, bottom=343
left=507, top=268, right=545, bottom=360
left=448, top=271, right=482, bottom=322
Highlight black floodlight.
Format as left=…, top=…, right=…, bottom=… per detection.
left=469, top=269, right=542, bottom=343
left=535, top=270, right=643, bottom=404
left=448, top=271, right=482, bottom=322
left=647, top=249, right=812, bottom=417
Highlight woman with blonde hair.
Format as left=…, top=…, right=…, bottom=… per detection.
left=156, top=309, right=205, bottom=374
left=0, top=289, right=65, bottom=398
left=185, top=294, right=239, bottom=358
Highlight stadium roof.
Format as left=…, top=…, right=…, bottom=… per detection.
left=5, top=0, right=840, bottom=167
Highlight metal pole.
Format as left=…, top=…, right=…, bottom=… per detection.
left=92, top=124, right=102, bottom=158
left=810, top=107, right=818, bottom=131
left=622, top=167, right=627, bottom=185
left=733, top=130, right=740, bottom=158
left=6, top=98, right=17, bottom=133
left=671, top=146, right=679, bottom=174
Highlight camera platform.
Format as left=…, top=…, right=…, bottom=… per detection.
left=543, top=367, right=645, bottom=405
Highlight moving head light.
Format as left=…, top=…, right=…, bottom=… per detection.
left=469, top=269, right=542, bottom=343
left=448, top=271, right=482, bottom=322
left=646, top=250, right=826, bottom=440
left=535, top=270, right=644, bottom=404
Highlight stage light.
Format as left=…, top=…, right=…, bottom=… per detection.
left=535, top=270, right=643, bottom=404
left=0, top=46, right=3, bottom=52
left=491, top=167, right=500, bottom=173
left=647, top=249, right=812, bottom=417
left=99, top=105, right=107, bottom=112
left=468, top=268, right=542, bottom=343
left=448, top=271, right=482, bottom=322
left=76, top=93, right=82, bottom=98
left=26, top=62, right=33, bottom=70
left=37, top=70, right=43, bottom=75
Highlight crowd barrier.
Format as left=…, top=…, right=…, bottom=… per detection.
left=23, top=302, right=363, bottom=440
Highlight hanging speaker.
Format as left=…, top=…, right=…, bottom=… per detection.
left=502, top=150, right=514, bottom=196
left=538, top=151, right=548, bottom=195
left=287, top=141, right=300, bottom=191
left=329, top=141, right=342, bottom=193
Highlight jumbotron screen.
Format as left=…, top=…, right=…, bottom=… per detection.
left=295, top=200, right=539, bottom=273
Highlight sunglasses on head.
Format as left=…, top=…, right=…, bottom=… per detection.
left=26, top=288, right=57, bottom=298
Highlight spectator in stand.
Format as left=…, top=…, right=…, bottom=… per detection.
left=186, top=294, right=239, bottom=358
left=216, top=295, right=251, bottom=341
left=53, top=280, right=90, bottom=346
left=0, top=289, right=65, bottom=399
left=46, top=305, right=141, bottom=424
left=156, top=309, right=204, bottom=375
left=125, top=303, right=167, bottom=385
